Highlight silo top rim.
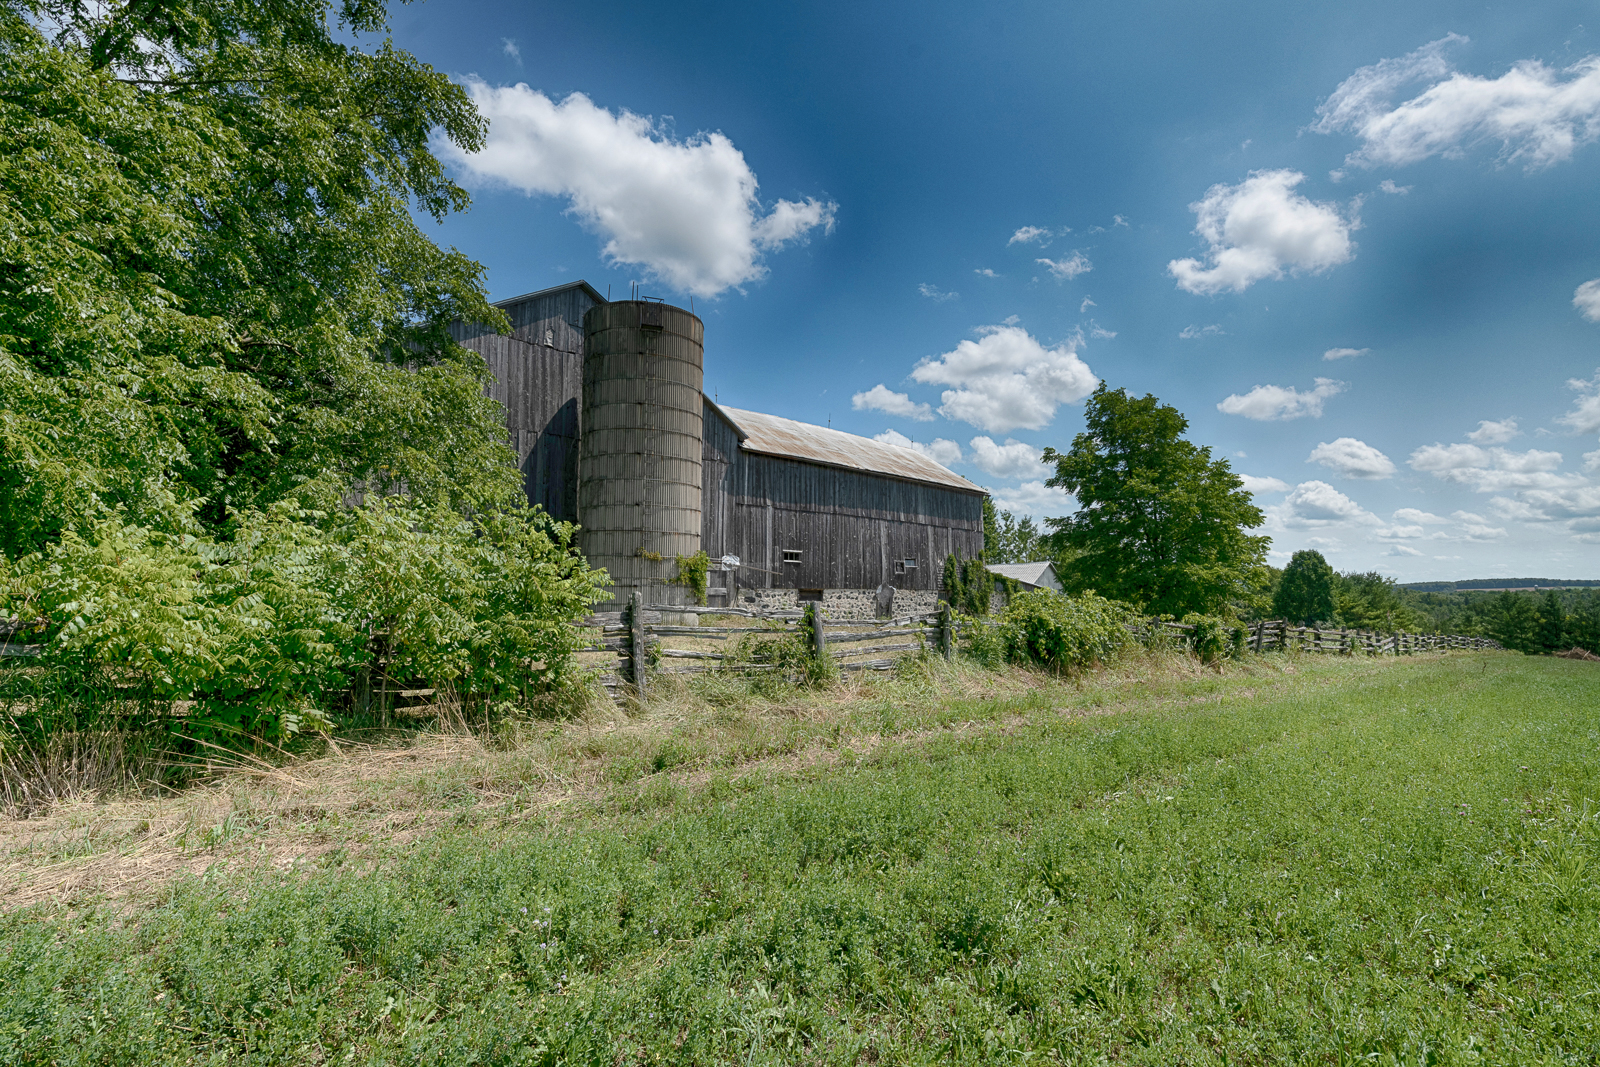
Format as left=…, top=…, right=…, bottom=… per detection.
left=710, top=403, right=986, bottom=495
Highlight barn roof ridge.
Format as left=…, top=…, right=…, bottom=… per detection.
left=709, top=401, right=985, bottom=495
left=491, top=279, right=607, bottom=309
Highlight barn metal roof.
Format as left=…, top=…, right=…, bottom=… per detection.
left=711, top=404, right=986, bottom=495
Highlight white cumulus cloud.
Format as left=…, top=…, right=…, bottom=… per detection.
left=852, top=384, right=934, bottom=421
left=911, top=325, right=1099, bottom=433
left=1409, top=443, right=1578, bottom=492
left=1008, top=226, right=1052, bottom=245
left=1394, top=508, right=1449, bottom=524
left=918, top=283, right=958, bottom=302
left=1314, top=36, right=1600, bottom=171
left=967, top=436, right=1044, bottom=479
left=1386, top=545, right=1424, bottom=556
left=989, top=480, right=1072, bottom=520
left=442, top=83, right=836, bottom=297
left=1559, top=369, right=1600, bottom=434
left=1167, top=170, right=1356, bottom=294
left=1467, top=417, right=1521, bottom=443
left=1276, top=480, right=1381, bottom=527
left=1239, top=474, right=1290, bottom=494
left=1308, top=437, right=1396, bottom=479
left=1037, top=253, right=1092, bottom=280
left=1323, top=346, right=1369, bottom=360
left=1218, top=378, right=1346, bottom=421
left=873, top=430, right=962, bottom=468
left=1376, top=524, right=1424, bottom=540
left=1576, top=280, right=1600, bottom=322
left=1379, top=179, right=1411, bottom=194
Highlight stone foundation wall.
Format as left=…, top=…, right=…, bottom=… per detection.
left=736, top=587, right=942, bottom=620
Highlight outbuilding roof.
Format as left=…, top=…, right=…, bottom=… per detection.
left=986, top=561, right=1062, bottom=591
left=711, top=404, right=985, bottom=495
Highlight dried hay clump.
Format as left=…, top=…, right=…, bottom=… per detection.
left=1554, top=647, right=1600, bottom=662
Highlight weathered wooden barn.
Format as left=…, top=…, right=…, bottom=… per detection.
left=452, top=281, right=986, bottom=614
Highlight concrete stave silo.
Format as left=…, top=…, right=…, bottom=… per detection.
left=579, top=300, right=705, bottom=610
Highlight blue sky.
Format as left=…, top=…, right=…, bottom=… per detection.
left=390, top=0, right=1600, bottom=580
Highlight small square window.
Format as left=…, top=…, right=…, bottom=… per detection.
left=901, top=558, right=918, bottom=570
left=782, top=549, right=802, bottom=564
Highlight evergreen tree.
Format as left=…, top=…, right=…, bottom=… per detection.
left=1488, top=592, right=1541, bottom=653
left=1534, top=590, right=1568, bottom=652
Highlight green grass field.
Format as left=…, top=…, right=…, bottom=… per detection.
left=3, top=653, right=1598, bottom=1065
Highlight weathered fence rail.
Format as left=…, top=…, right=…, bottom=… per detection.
left=585, top=599, right=1502, bottom=701
left=1, top=610, right=1504, bottom=702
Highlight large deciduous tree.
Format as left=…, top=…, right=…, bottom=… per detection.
left=1041, top=385, right=1268, bottom=617
left=0, top=1, right=608, bottom=737
left=1, top=0, right=515, bottom=552
left=1273, top=550, right=1335, bottom=625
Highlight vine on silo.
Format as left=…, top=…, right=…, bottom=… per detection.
left=672, top=550, right=712, bottom=605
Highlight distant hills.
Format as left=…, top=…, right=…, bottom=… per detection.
left=1401, top=578, right=1600, bottom=593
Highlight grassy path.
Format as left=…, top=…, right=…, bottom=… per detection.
left=2, top=654, right=1597, bottom=1064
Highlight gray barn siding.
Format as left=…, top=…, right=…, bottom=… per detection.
left=701, top=401, right=983, bottom=593
left=450, top=283, right=601, bottom=521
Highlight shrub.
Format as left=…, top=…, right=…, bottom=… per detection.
left=1179, top=613, right=1248, bottom=664
left=0, top=499, right=611, bottom=745
left=723, top=611, right=834, bottom=692
left=943, top=553, right=995, bottom=617
left=960, top=615, right=1007, bottom=669
left=995, top=590, right=1131, bottom=674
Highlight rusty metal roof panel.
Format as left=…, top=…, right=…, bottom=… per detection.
left=713, top=404, right=985, bottom=494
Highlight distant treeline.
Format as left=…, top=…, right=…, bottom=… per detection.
left=1238, top=563, right=1599, bottom=657
left=1402, top=578, right=1600, bottom=593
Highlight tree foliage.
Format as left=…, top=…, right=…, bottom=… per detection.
left=1272, top=550, right=1335, bottom=625
left=0, top=2, right=608, bottom=738
left=1042, top=385, right=1269, bottom=617
left=1332, top=570, right=1425, bottom=631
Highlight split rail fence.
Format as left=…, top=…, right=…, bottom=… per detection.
left=590, top=597, right=1502, bottom=700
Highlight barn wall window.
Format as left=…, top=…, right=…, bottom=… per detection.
left=782, top=549, right=802, bottom=564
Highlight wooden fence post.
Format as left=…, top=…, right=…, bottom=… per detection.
left=628, top=590, right=647, bottom=702
left=940, top=603, right=954, bottom=660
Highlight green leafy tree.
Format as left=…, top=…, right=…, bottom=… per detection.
left=1, top=0, right=514, bottom=553
left=0, top=2, right=610, bottom=738
left=1333, top=570, right=1423, bottom=631
left=1041, top=385, right=1268, bottom=617
left=1273, top=551, right=1335, bottom=625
